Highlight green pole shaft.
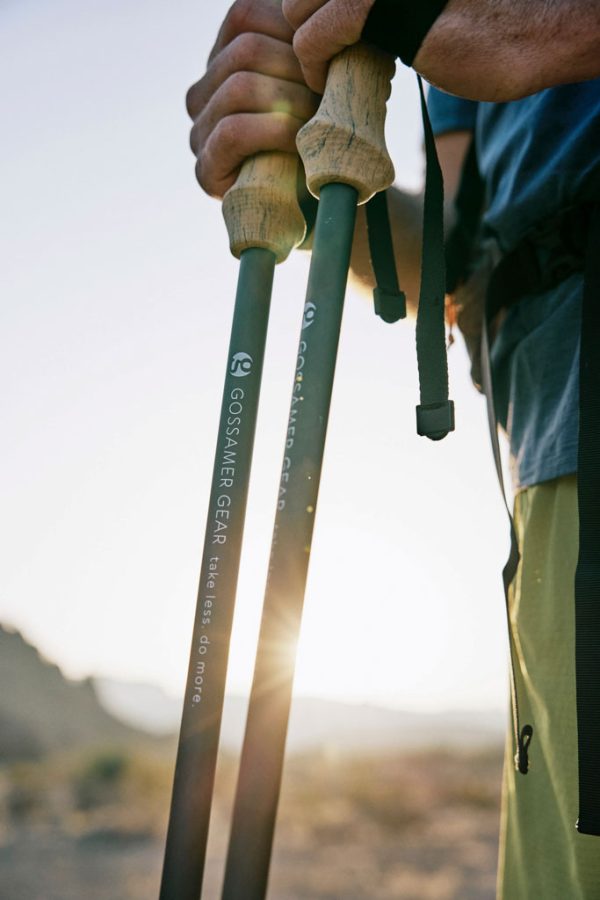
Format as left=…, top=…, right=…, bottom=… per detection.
left=221, top=183, right=359, bottom=900
left=160, top=247, right=276, bottom=900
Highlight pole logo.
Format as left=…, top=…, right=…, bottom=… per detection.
left=302, top=301, right=317, bottom=330
left=230, top=352, right=253, bottom=377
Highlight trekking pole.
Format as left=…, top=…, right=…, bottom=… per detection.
left=221, top=44, right=395, bottom=900
left=159, top=152, right=305, bottom=900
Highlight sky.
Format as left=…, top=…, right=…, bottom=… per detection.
left=0, top=0, right=512, bottom=714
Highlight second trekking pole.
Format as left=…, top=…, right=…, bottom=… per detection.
left=221, top=44, right=396, bottom=900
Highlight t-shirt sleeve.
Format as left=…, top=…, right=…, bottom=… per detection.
left=427, top=86, right=478, bottom=136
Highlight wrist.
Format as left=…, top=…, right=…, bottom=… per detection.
left=361, top=0, right=450, bottom=66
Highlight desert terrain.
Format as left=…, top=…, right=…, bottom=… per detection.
left=0, top=625, right=503, bottom=899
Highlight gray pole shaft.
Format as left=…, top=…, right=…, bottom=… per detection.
left=160, top=247, right=276, bottom=900
left=221, top=183, right=359, bottom=900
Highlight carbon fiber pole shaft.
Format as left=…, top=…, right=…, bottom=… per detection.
left=221, top=183, right=358, bottom=900
left=160, top=247, right=275, bottom=900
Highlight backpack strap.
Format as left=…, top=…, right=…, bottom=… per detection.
left=575, top=204, right=600, bottom=835
left=481, top=203, right=600, bottom=786
left=481, top=285, right=534, bottom=775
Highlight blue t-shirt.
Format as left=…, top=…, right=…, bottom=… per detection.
left=427, top=82, right=600, bottom=489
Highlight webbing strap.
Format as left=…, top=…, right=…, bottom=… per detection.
left=362, top=78, right=453, bottom=440
left=366, top=190, right=407, bottom=323
left=575, top=206, right=600, bottom=835
left=480, top=204, right=600, bottom=783
left=415, top=75, right=454, bottom=441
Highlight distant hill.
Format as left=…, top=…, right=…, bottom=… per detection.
left=0, top=625, right=143, bottom=761
left=0, top=624, right=505, bottom=762
left=95, top=678, right=506, bottom=753
left=95, top=677, right=184, bottom=735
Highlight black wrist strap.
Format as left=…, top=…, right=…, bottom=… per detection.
left=300, top=76, right=453, bottom=441
left=415, top=75, right=454, bottom=440
left=366, top=190, right=406, bottom=323
left=364, top=76, right=454, bottom=439
left=362, top=0, right=449, bottom=66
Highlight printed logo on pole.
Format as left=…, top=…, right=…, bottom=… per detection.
left=302, top=302, right=317, bottom=330
left=230, top=352, right=253, bottom=377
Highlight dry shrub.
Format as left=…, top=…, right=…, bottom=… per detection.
left=277, top=746, right=502, bottom=838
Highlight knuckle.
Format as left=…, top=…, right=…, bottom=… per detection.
left=292, top=29, right=311, bottom=63
left=213, top=115, right=242, bottom=154
left=281, top=0, right=293, bottom=24
left=189, top=121, right=200, bottom=156
left=225, top=69, right=256, bottom=105
left=195, top=153, right=229, bottom=199
left=185, top=83, right=198, bottom=118
left=229, top=31, right=264, bottom=69
left=226, top=0, right=254, bottom=36
left=281, top=0, right=300, bottom=30
left=186, top=73, right=211, bottom=120
left=198, top=129, right=239, bottom=199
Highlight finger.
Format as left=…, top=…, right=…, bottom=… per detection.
left=292, top=0, right=374, bottom=92
left=281, top=0, right=326, bottom=31
left=196, top=112, right=303, bottom=198
left=298, top=57, right=330, bottom=95
left=209, top=0, right=294, bottom=64
left=187, top=34, right=306, bottom=121
left=293, top=19, right=352, bottom=94
left=190, top=71, right=318, bottom=155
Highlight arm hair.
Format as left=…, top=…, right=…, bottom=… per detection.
left=415, top=0, right=600, bottom=101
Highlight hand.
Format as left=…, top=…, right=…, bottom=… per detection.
left=282, top=0, right=375, bottom=93
left=186, top=0, right=319, bottom=198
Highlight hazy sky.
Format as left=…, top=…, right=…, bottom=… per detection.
left=1, top=0, right=512, bottom=713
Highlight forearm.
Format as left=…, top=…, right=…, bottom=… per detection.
left=286, top=0, right=600, bottom=100
left=414, top=0, right=600, bottom=101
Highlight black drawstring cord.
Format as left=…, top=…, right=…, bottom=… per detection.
left=481, top=296, right=534, bottom=776
left=518, top=724, right=534, bottom=774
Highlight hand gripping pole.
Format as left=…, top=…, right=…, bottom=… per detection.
left=159, top=152, right=305, bottom=900
left=221, top=45, right=395, bottom=900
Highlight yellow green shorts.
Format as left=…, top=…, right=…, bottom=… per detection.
left=498, top=475, right=600, bottom=899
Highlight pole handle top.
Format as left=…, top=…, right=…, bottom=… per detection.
left=222, top=151, right=306, bottom=263
left=297, top=44, right=395, bottom=205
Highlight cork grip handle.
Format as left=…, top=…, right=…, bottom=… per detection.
left=222, top=151, right=306, bottom=263
left=296, top=44, right=395, bottom=204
